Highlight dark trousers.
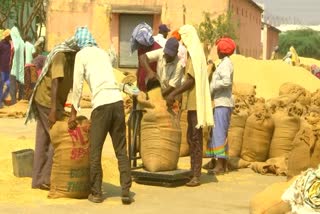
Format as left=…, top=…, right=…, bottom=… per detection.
left=10, top=75, right=24, bottom=104
left=90, top=101, right=132, bottom=195
left=32, top=102, right=54, bottom=188
left=0, top=72, right=10, bottom=105
left=187, top=110, right=203, bottom=178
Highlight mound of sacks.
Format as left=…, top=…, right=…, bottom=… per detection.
left=228, top=82, right=320, bottom=179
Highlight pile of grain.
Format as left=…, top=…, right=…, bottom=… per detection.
left=0, top=100, right=29, bottom=118
left=231, top=55, right=319, bottom=99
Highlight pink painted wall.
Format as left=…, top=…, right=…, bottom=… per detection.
left=46, top=0, right=111, bottom=50
left=47, top=0, right=263, bottom=59
left=230, top=0, right=263, bottom=58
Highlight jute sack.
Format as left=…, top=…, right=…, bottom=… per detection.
left=311, top=89, right=320, bottom=107
left=250, top=157, right=288, bottom=176
left=269, top=111, right=300, bottom=158
left=227, top=157, right=251, bottom=170
left=279, top=82, right=311, bottom=106
left=287, top=121, right=313, bottom=179
left=233, top=82, right=256, bottom=97
left=179, top=111, right=189, bottom=157
left=227, top=109, right=248, bottom=157
left=241, top=105, right=274, bottom=162
left=310, top=127, right=320, bottom=169
left=279, top=82, right=303, bottom=96
left=307, top=110, right=320, bottom=168
left=140, top=88, right=181, bottom=172
left=233, top=83, right=256, bottom=106
left=250, top=178, right=297, bottom=214
left=48, top=117, right=90, bottom=199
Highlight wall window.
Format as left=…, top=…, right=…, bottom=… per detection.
left=119, top=14, right=154, bottom=67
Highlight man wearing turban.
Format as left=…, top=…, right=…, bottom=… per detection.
left=206, top=37, right=236, bottom=175
left=130, top=22, right=162, bottom=92
left=69, top=27, right=132, bottom=204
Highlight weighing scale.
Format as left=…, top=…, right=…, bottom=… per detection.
left=124, top=84, right=191, bottom=187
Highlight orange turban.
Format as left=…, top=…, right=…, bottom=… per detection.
left=2, top=29, right=10, bottom=39
left=216, top=37, right=236, bottom=55
left=171, top=30, right=181, bottom=41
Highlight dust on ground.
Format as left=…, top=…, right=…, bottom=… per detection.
left=0, top=116, right=285, bottom=214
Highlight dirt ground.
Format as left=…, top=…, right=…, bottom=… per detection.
left=0, top=113, right=285, bottom=214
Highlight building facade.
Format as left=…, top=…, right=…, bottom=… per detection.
left=229, top=0, right=263, bottom=58
left=262, top=22, right=281, bottom=60
left=46, top=0, right=263, bottom=67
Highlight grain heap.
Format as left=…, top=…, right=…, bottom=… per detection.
left=230, top=55, right=319, bottom=99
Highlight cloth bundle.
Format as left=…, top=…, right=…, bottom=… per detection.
left=282, top=166, right=320, bottom=213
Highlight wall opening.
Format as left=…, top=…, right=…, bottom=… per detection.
left=119, top=14, right=154, bottom=68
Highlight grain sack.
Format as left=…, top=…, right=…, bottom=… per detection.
left=139, top=88, right=181, bottom=172
left=227, top=157, right=251, bottom=170
left=279, top=82, right=311, bottom=106
left=48, top=116, right=90, bottom=199
left=311, top=89, right=320, bottom=107
left=233, top=82, right=256, bottom=105
left=179, top=111, right=189, bottom=157
left=227, top=108, right=248, bottom=157
left=267, top=95, right=297, bottom=113
left=250, top=157, right=288, bottom=176
left=269, top=111, right=300, bottom=158
left=279, top=82, right=303, bottom=96
left=233, top=82, right=256, bottom=97
left=241, top=104, right=274, bottom=162
left=310, top=130, right=320, bottom=168
left=250, top=178, right=297, bottom=214
left=287, top=121, right=313, bottom=179
left=310, top=127, right=320, bottom=169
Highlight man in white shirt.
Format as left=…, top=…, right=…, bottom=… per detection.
left=139, top=37, right=184, bottom=97
left=68, top=27, right=132, bottom=204
left=24, top=36, right=35, bottom=64
left=153, top=24, right=170, bottom=47
left=206, top=37, right=236, bottom=175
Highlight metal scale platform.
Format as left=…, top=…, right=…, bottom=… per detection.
left=127, top=97, right=191, bottom=187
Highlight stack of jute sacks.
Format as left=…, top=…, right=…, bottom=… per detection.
left=227, top=82, right=320, bottom=178
left=249, top=86, right=320, bottom=213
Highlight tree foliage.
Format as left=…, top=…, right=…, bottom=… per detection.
left=279, top=29, right=320, bottom=59
left=0, top=0, right=47, bottom=40
left=197, top=11, right=238, bottom=56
